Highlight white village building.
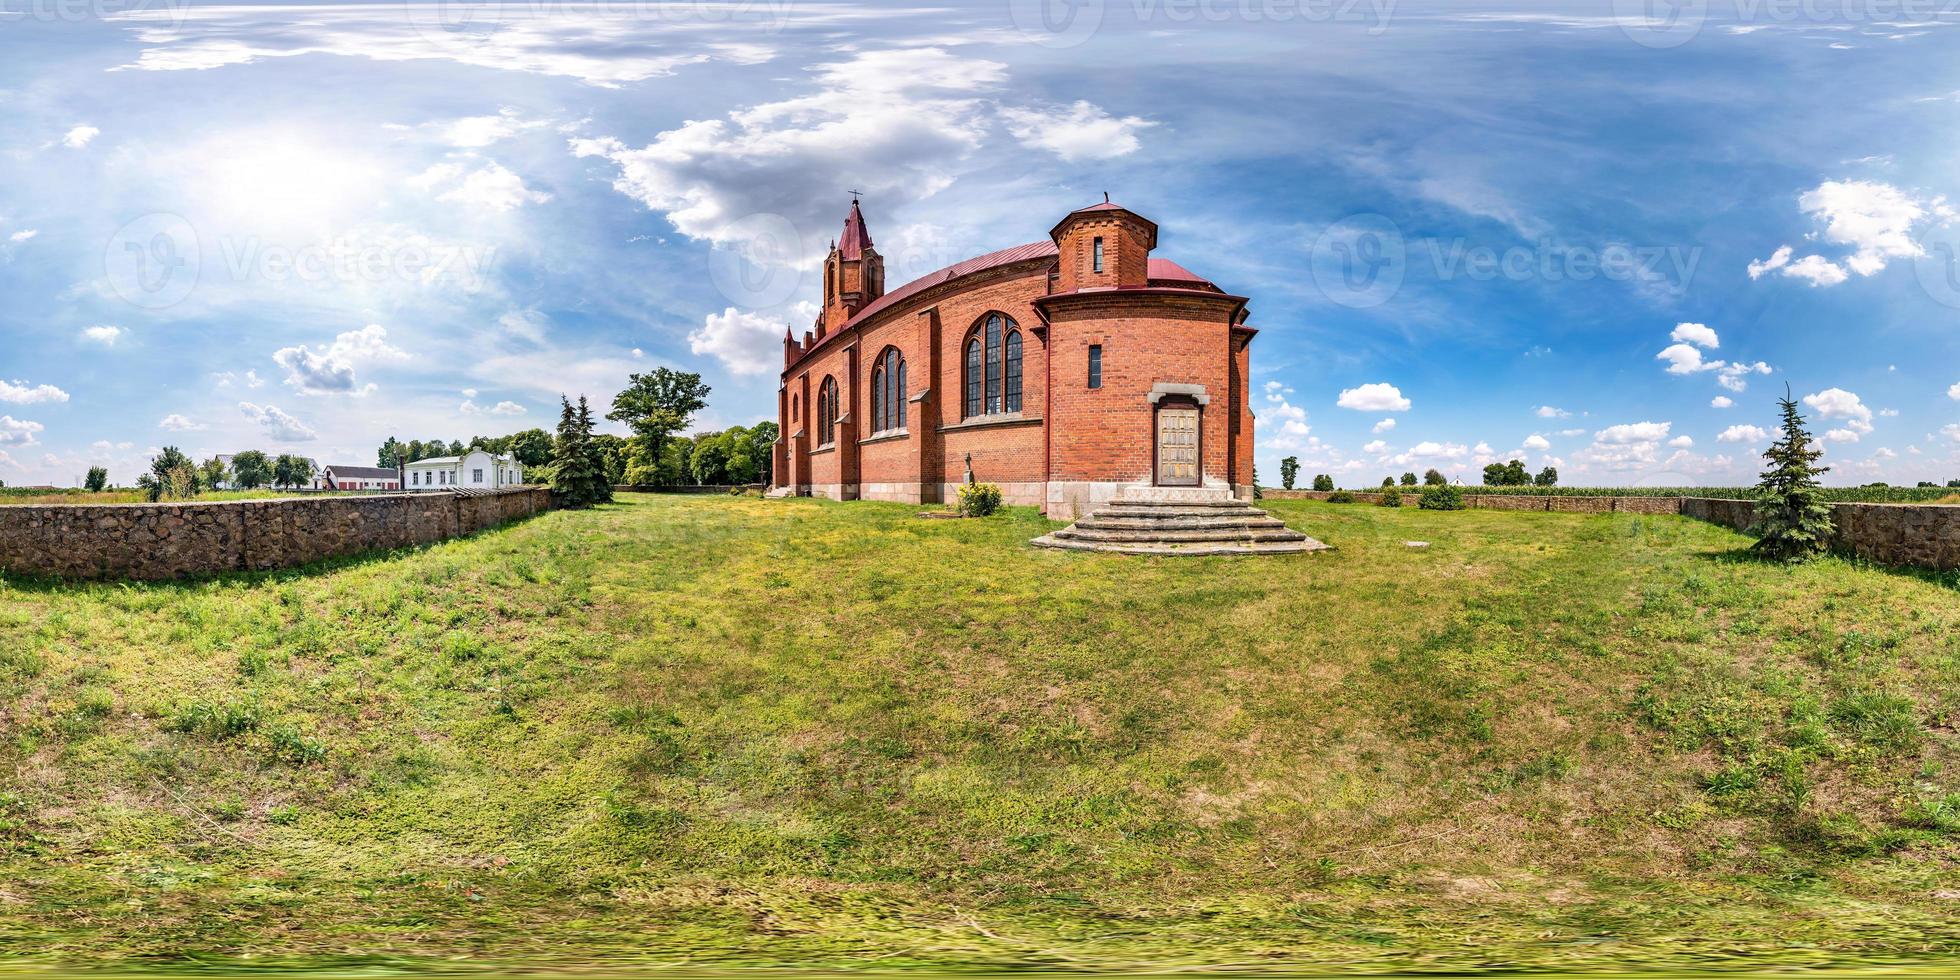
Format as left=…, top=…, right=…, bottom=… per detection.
left=402, top=450, right=525, bottom=491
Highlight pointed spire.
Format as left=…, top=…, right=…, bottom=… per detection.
left=838, top=198, right=874, bottom=260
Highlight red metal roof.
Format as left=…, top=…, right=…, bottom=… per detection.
left=842, top=239, right=1057, bottom=330
left=838, top=199, right=874, bottom=259
left=786, top=238, right=1220, bottom=371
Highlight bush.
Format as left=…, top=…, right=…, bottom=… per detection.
left=1311, top=474, right=1334, bottom=492
left=1418, top=484, right=1464, bottom=510
left=958, top=482, right=1003, bottom=517
left=1379, top=486, right=1402, bottom=507
left=1326, top=491, right=1356, bottom=504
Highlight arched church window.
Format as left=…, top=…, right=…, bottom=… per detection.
left=964, top=313, right=1023, bottom=419
left=818, top=376, right=838, bottom=446
left=871, top=347, right=907, bottom=433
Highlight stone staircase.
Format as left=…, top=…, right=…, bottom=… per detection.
left=1031, top=487, right=1329, bottom=556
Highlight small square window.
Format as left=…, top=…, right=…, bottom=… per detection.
left=1088, top=344, right=1102, bottom=389
left=473, top=468, right=484, bottom=482
left=1092, top=236, right=1104, bottom=274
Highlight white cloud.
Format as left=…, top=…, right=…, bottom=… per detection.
left=214, top=369, right=266, bottom=389
left=80, top=325, right=123, bottom=345
left=1667, top=435, right=1694, bottom=448
left=1535, top=405, right=1570, bottom=418
left=1803, top=387, right=1873, bottom=442
left=0, top=380, right=69, bottom=404
left=1556, top=428, right=1586, bottom=437
left=8, top=229, right=38, bottom=243
left=460, top=398, right=527, bottom=416
left=1657, top=342, right=1714, bottom=375
left=416, top=161, right=552, bottom=211
left=1337, top=382, right=1410, bottom=412
left=1718, top=424, right=1770, bottom=443
left=689, top=307, right=788, bottom=375
left=1949, top=382, right=1960, bottom=400
left=0, top=416, right=44, bottom=446
left=1943, top=423, right=1960, bottom=443
left=273, top=324, right=406, bottom=395
left=571, top=48, right=1006, bottom=258
left=1716, top=361, right=1771, bottom=392
left=1523, top=433, right=1551, bottom=451
left=1669, top=322, right=1719, bottom=348
left=1363, top=439, right=1388, bottom=454
left=107, top=3, right=780, bottom=86
left=1710, top=395, right=1733, bottom=408
left=1373, top=417, right=1396, bottom=433
left=1750, top=180, right=1951, bottom=286
left=1595, top=421, right=1671, bottom=444
left=238, top=401, right=317, bottom=442
left=998, top=100, right=1155, bottom=162
left=62, top=124, right=99, bottom=149
left=158, top=414, right=204, bottom=431
left=435, top=109, right=549, bottom=148
left=1257, top=385, right=1312, bottom=450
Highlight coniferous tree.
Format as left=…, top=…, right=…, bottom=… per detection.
left=550, top=396, right=611, bottom=507
left=1751, top=387, right=1834, bottom=562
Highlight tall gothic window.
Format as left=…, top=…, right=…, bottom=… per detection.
left=870, top=347, right=906, bottom=434
left=964, top=337, right=982, bottom=418
left=818, top=376, right=838, bottom=446
left=964, top=313, right=1023, bottom=419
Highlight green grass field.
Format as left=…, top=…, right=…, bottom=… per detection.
left=3, top=493, right=1959, bottom=975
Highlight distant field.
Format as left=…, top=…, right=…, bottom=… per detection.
left=2, top=494, right=1958, bottom=974
left=1333, top=484, right=1960, bottom=503
left=0, top=488, right=365, bottom=506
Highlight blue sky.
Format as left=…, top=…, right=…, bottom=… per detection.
left=2, top=0, right=1958, bottom=487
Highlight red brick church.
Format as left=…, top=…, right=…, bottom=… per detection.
left=773, top=198, right=1262, bottom=522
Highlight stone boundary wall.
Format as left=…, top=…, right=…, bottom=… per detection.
left=1263, top=489, right=1960, bottom=569
left=0, top=487, right=551, bottom=581
left=1263, top=489, right=1684, bottom=514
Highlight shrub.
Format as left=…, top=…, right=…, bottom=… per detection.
left=1418, top=484, right=1464, bottom=510
left=1379, top=486, right=1402, bottom=507
left=1326, top=491, right=1356, bottom=504
left=958, top=482, right=1003, bottom=517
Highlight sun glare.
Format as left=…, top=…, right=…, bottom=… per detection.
left=197, top=130, right=381, bottom=238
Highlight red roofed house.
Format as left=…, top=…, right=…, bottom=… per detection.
left=773, top=199, right=1267, bottom=523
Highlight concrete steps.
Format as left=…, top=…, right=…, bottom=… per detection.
left=1032, top=490, right=1329, bottom=556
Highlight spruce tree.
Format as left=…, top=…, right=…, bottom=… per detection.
left=550, top=396, right=607, bottom=508
left=576, top=396, right=614, bottom=504
left=1750, top=386, right=1834, bottom=562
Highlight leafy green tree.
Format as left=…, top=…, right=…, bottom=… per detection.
left=272, top=454, right=314, bottom=489
left=137, top=446, right=199, bottom=502
left=230, top=450, right=272, bottom=489
left=377, top=437, right=405, bottom=468
left=608, top=368, right=711, bottom=476
left=1535, top=466, right=1559, bottom=487
left=84, top=466, right=109, bottom=492
left=198, top=456, right=228, bottom=490
left=690, top=430, right=733, bottom=485
left=1400, top=472, right=1417, bottom=486
left=1423, top=468, right=1446, bottom=486
left=1279, top=456, right=1300, bottom=490
left=589, top=433, right=629, bottom=485
left=1750, top=389, right=1834, bottom=562
left=1382, top=476, right=1395, bottom=487
left=1418, top=484, right=1465, bottom=510
left=745, top=422, right=779, bottom=486
left=1311, top=473, right=1334, bottom=491
left=1949, top=479, right=1960, bottom=489
left=506, top=428, right=554, bottom=469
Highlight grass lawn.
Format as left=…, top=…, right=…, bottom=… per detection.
left=3, top=493, right=1958, bottom=975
